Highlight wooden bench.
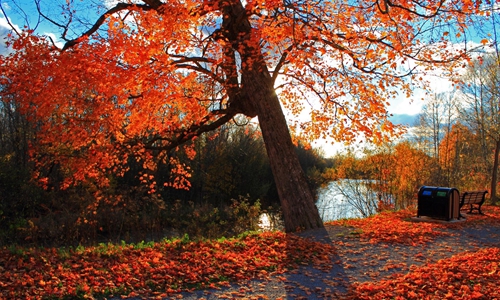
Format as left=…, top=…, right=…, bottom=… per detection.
left=459, top=190, right=488, bottom=215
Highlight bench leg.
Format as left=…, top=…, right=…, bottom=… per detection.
left=467, top=204, right=485, bottom=215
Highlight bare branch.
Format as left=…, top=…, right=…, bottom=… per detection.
left=0, top=2, right=20, bottom=36
left=272, top=46, right=292, bottom=84
left=35, top=0, right=71, bottom=40
left=377, top=0, right=447, bottom=18
left=173, top=63, right=225, bottom=86
left=61, top=3, right=152, bottom=51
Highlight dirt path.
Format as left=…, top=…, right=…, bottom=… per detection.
left=171, top=217, right=500, bottom=300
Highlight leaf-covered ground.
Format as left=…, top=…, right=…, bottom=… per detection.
left=1, top=206, right=499, bottom=299
left=0, top=232, right=335, bottom=299
left=326, top=206, right=500, bottom=300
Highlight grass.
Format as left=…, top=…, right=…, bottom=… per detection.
left=1, top=205, right=499, bottom=299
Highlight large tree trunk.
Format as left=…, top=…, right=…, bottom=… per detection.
left=221, top=1, right=324, bottom=232
left=246, top=70, right=324, bottom=232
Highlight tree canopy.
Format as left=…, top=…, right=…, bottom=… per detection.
left=0, top=0, right=484, bottom=231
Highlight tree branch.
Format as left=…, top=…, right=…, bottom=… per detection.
left=61, top=3, right=152, bottom=51
left=376, top=0, right=447, bottom=18
left=35, top=0, right=71, bottom=40
left=144, top=109, right=237, bottom=152
left=272, top=46, right=292, bottom=84
left=0, top=2, right=20, bottom=36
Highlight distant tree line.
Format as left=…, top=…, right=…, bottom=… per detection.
left=0, top=106, right=329, bottom=246
left=326, top=52, right=499, bottom=216
left=1, top=52, right=497, bottom=247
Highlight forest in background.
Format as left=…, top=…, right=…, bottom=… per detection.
left=0, top=112, right=334, bottom=246
left=1, top=52, right=499, bottom=246
left=0, top=0, right=498, bottom=247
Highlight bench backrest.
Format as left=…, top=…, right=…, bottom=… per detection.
left=460, top=190, right=488, bottom=205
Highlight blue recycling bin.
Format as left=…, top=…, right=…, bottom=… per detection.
left=417, top=186, right=460, bottom=221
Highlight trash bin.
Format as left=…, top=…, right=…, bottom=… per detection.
left=417, top=186, right=460, bottom=221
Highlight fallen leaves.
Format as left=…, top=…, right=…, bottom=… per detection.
left=0, top=231, right=336, bottom=299
left=328, top=205, right=500, bottom=245
left=1, top=206, right=499, bottom=299
left=327, top=208, right=447, bottom=245
left=329, top=205, right=500, bottom=300
left=343, top=247, right=500, bottom=300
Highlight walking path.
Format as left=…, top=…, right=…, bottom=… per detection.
left=173, top=211, right=500, bottom=300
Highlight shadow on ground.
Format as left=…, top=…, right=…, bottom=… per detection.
left=178, top=216, right=500, bottom=299
left=118, top=210, right=500, bottom=300
left=174, top=226, right=350, bottom=300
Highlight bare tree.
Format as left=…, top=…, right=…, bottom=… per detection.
left=459, top=54, right=500, bottom=204
left=415, top=91, right=459, bottom=186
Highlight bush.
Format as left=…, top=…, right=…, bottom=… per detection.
left=163, top=195, right=262, bottom=240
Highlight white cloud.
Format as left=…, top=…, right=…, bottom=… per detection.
left=388, top=75, right=454, bottom=117
left=387, top=39, right=488, bottom=118
left=1, top=2, right=10, bottom=11
left=43, top=31, right=64, bottom=49
left=103, top=0, right=142, bottom=9
left=0, top=16, right=17, bottom=55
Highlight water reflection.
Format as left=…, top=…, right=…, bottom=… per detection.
left=316, top=179, right=380, bottom=221
left=258, top=213, right=272, bottom=230
left=259, top=180, right=383, bottom=230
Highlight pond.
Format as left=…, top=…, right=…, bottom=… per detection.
left=259, top=179, right=384, bottom=230
left=316, top=179, right=381, bottom=221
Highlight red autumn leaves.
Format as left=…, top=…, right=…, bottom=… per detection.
left=330, top=206, right=500, bottom=300
left=328, top=209, right=445, bottom=245
left=0, top=232, right=335, bottom=299
left=347, top=247, right=500, bottom=300
left=1, top=207, right=499, bottom=299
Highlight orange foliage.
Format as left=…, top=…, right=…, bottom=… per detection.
left=389, top=142, right=436, bottom=206
left=334, top=142, right=435, bottom=208
left=345, top=247, right=500, bottom=300
left=0, top=0, right=481, bottom=191
left=439, top=123, right=489, bottom=190
left=0, top=231, right=336, bottom=299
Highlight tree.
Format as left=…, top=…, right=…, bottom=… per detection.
left=438, top=122, right=486, bottom=190
left=458, top=0, right=500, bottom=204
left=389, top=141, right=435, bottom=208
left=459, top=54, right=500, bottom=204
left=415, top=91, right=459, bottom=186
left=356, top=142, right=434, bottom=209
left=0, top=0, right=482, bottom=231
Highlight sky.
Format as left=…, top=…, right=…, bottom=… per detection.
left=0, top=16, right=13, bottom=55
left=0, top=0, right=495, bottom=157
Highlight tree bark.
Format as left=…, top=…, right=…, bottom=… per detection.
left=244, top=69, right=324, bottom=232
left=221, top=1, right=324, bottom=232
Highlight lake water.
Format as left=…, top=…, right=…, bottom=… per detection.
left=259, top=180, right=381, bottom=230
left=316, top=179, right=380, bottom=221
